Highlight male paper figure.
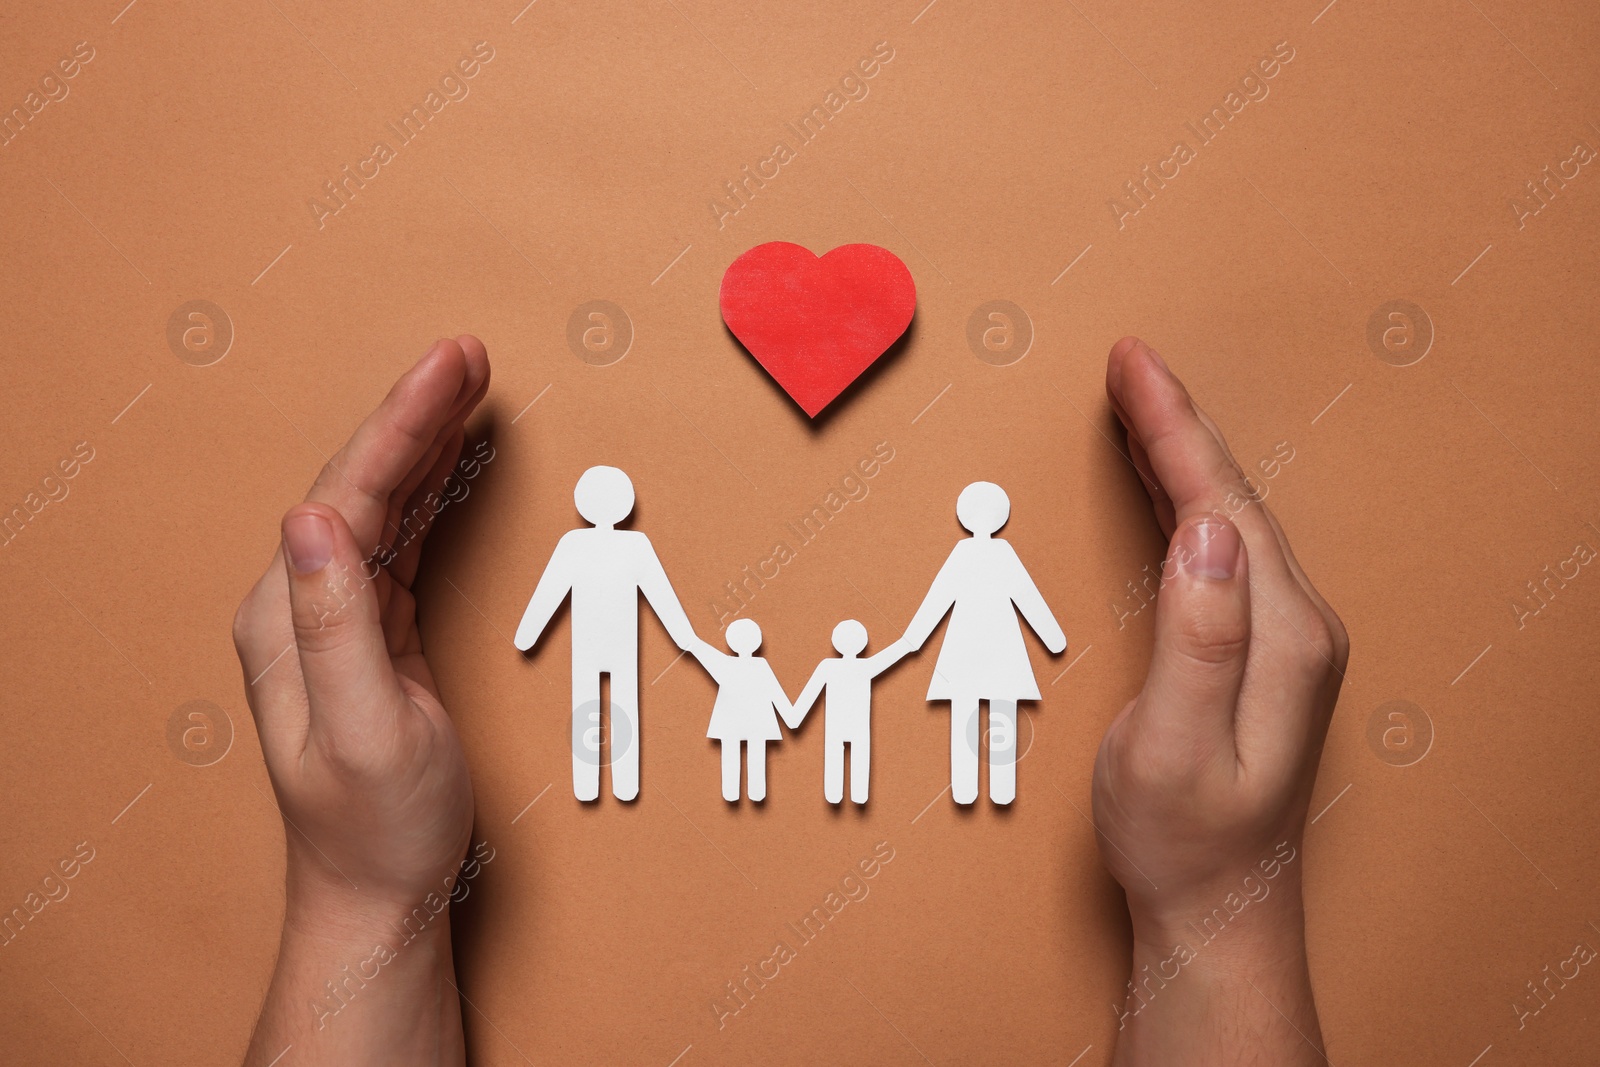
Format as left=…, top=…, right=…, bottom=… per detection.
left=515, top=466, right=699, bottom=801
left=788, top=621, right=909, bottom=804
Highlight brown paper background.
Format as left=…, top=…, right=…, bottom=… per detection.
left=3, top=1, right=1598, bottom=1064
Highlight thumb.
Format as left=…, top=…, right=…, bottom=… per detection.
left=1136, top=517, right=1250, bottom=759
left=281, top=504, right=407, bottom=746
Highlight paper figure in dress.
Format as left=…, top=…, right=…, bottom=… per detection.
left=899, top=481, right=1065, bottom=805
left=690, top=619, right=794, bottom=802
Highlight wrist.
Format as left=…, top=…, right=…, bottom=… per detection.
left=1125, top=837, right=1308, bottom=963
left=284, top=862, right=457, bottom=953
left=266, top=872, right=462, bottom=1062
left=1114, top=865, right=1324, bottom=1066
left=1129, top=879, right=1307, bottom=974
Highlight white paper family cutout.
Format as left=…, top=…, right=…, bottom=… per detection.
left=790, top=621, right=910, bottom=804
left=516, top=468, right=1065, bottom=807
left=900, top=481, right=1068, bottom=804
left=513, top=466, right=698, bottom=802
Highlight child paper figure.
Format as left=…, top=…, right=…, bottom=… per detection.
left=690, top=619, right=793, bottom=802
left=789, top=621, right=909, bottom=804
left=899, top=481, right=1066, bottom=806
left=514, top=465, right=701, bottom=803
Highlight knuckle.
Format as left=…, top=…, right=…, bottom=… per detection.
left=311, top=453, right=345, bottom=493
left=313, top=452, right=384, bottom=510
left=290, top=579, right=372, bottom=651
left=1324, top=607, right=1351, bottom=668
left=1293, top=612, right=1339, bottom=674
left=291, top=602, right=365, bottom=654
left=1173, top=608, right=1250, bottom=668
left=1209, top=450, right=1245, bottom=490
left=232, top=589, right=264, bottom=655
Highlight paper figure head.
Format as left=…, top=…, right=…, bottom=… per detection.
left=726, top=617, right=762, bottom=654
left=574, top=465, right=635, bottom=527
left=831, top=619, right=868, bottom=656
left=956, top=481, right=1009, bottom=536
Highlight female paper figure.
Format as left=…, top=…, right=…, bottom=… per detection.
left=900, top=482, right=1066, bottom=805
left=690, top=619, right=794, bottom=802
left=789, top=621, right=909, bottom=804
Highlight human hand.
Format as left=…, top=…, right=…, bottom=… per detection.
left=233, top=337, right=490, bottom=1065
left=1091, top=338, right=1347, bottom=1065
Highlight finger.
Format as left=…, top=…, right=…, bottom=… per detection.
left=1105, top=335, right=1141, bottom=430
left=386, top=337, right=488, bottom=529
left=369, top=566, right=420, bottom=658
left=237, top=344, right=460, bottom=724
left=1259, top=504, right=1348, bottom=666
left=1134, top=517, right=1251, bottom=761
left=378, top=339, right=489, bottom=572
left=1187, top=403, right=1313, bottom=593
left=1106, top=337, right=1177, bottom=523
left=1125, top=433, right=1176, bottom=537
left=281, top=503, right=408, bottom=749
left=381, top=434, right=448, bottom=563
left=305, top=339, right=475, bottom=553
left=1188, top=399, right=1347, bottom=663
left=448, top=334, right=491, bottom=420
left=1108, top=340, right=1309, bottom=608
left=388, top=428, right=467, bottom=588
left=232, top=556, right=310, bottom=764
left=382, top=582, right=417, bottom=658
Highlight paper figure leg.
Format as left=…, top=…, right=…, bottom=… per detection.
left=849, top=737, right=870, bottom=804
left=747, top=741, right=767, bottom=802
left=721, top=741, right=741, bottom=802
left=608, top=662, right=640, bottom=802
left=950, top=699, right=980, bottom=805
left=572, top=672, right=601, bottom=802
left=988, top=699, right=1018, bottom=805
left=824, top=738, right=844, bottom=804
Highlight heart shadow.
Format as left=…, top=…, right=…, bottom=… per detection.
left=721, top=311, right=918, bottom=433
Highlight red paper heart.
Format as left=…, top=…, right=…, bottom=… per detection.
left=720, top=242, right=916, bottom=417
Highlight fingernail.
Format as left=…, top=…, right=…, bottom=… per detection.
left=1145, top=346, right=1170, bottom=374
left=284, top=513, right=333, bottom=574
left=1179, top=519, right=1239, bottom=580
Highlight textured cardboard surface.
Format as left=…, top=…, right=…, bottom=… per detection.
left=2, top=1, right=1598, bottom=1064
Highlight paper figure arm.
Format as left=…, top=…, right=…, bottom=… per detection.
left=900, top=553, right=960, bottom=651
left=1006, top=543, right=1067, bottom=654
left=514, top=537, right=576, bottom=651
left=686, top=636, right=727, bottom=680
left=863, top=638, right=913, bottom=678
left=636, top=536, right=699, bottom=651
left=788, top=663, right=828, bottom=730
left=767, top=665, right=799, bottom=731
